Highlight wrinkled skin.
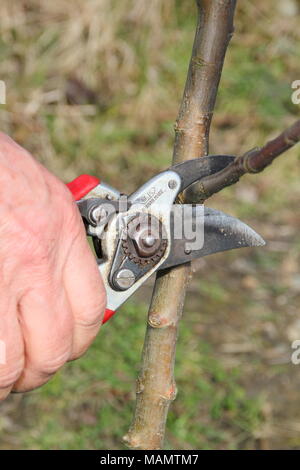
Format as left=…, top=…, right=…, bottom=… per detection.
left=0, top=133, right=106, bottom=400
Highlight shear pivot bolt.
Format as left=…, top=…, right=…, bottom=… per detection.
left=90, top=206, right=107, bottom=225
left=143, top=235, right=156, bottom=248
left=128, top=214, right=163, bottom=258
left=168, top=179, right=177, bottom=189
left=114, top=269, right=136, bottom=290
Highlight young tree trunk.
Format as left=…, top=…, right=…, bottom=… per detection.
left=123, top=0, right=237, bottom=450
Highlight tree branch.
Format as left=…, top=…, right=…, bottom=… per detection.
left=193, top=119, right=300, bottom=201
left=123, top=0, right=237, bottom=450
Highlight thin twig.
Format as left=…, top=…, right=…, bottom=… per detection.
left=123, top=0, right=237, bottom=450
left=194, top=119, right=300, bottom=201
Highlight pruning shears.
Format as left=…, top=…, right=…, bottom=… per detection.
left=67, top=155, right=265, bottom=324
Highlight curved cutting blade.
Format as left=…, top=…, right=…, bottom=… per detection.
left=170, top=154, right=235, bottom=192
left=160, top=206, right=265, bottom=270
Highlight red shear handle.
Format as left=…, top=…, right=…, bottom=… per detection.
left=67, top=175, right=117, bottom=325
left=67, top=174, right=100, bottom=201
left=103, top=309, right=115, bottom=324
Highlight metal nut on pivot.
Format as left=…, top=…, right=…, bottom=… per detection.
left=143, top=235, right=156, bottom=248
left=90, top=205, right=108, bottom=225
left=129, top=218, right=162, bottom=258
left=168, top=179, right=178, bottom=190
left=113, top=269, right=136, bottom=290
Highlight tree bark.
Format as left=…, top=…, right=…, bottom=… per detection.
left=123, top=0, right=237, bottom=450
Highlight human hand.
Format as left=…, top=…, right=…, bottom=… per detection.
left=0, top=133, right=106, bottom=399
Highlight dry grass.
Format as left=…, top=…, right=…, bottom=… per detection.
left=0, top=0, right=185, bottom=178
left=0, top=0, right=177, bottom=118
left=1, top=1, right=299, bottom=174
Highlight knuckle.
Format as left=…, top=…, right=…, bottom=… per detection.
left=76, top=295, right=106, bottom=328
left=0, top=365, right=23, bottom=389
left=0, top=387, right=11, bottom=401
left=70, top=343, right=91, bottom=361
left=34, top=351, right=69, bottom=376
left=70, top=327, right=99, bottom=361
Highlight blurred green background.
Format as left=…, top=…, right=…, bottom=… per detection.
left=0, top=0, right=300, bottom=450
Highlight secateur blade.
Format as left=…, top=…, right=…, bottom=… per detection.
left=169, top=154, right=236, bottom=192
left=160, top=206, right=265, bottom=270
left=128, top=154, right=236, bottom=203
left=69, top=154, right=265, bottom=323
